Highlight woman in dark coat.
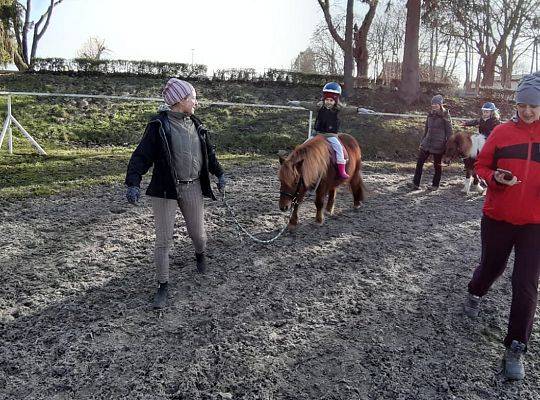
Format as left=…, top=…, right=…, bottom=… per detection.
left=125, top=78, right=225, bottom=309
left=408, top=94, right=453, bottom=190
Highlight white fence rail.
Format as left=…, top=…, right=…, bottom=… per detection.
left=0, top=90, right=474, bottom=155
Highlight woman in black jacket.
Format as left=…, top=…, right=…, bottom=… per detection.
left=408, top=94, right=453, bottom=191
left=125, top=78, right=225, bottom=309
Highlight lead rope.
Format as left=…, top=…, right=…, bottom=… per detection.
left=220, top=188, right=295, bottom=244
left=219, top=174, right=322, bottom=244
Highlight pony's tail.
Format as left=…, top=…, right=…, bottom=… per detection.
left=350, top=163, right=369, bottom=204
left=356, top=173, right=369, bottom=202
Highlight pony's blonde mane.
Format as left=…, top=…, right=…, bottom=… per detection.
left=279, top=136, right=330, bottom=187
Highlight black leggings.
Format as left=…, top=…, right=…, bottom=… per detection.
left=413, top=149, right=443, bottom=187
left=468, top=215, right=540, bottom=347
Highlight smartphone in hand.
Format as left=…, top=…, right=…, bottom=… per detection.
left=496, top=168, right=514, bottom=181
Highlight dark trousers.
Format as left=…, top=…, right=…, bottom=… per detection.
left=412, top=149, right=443, bottom=187
left=468, top=215, right=540, bottom=347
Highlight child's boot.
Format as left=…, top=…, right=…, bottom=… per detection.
left=337, top=163, right=350, bottom=180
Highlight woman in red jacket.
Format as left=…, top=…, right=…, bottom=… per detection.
left=463, top=72, right=540, bottom=380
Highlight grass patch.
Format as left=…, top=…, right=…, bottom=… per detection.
left=0, top=143, right=132, bottom=199
left=0, top=139, right=466, bottom=201
left=0, top=141, right=271, bottom=200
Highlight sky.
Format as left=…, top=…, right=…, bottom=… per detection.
left=33, top=0, right=326, bottom=74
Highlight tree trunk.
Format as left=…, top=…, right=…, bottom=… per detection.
left=22, top=0, right=31, bottom=65
left=13, top=51, right=28, bottom=71
left=317, top=0, right=355, bottom=98
left=533, top=39, right=539, bottom=73
left=342, top=0, right=355, bottom=98
left=480, top=53, right=497, bottom=87
left=464, top=39, right=471, bottom=90
left=429, top=27, right=439, bottom=82
left=475, top=57, right=482, bottom=95
left=398, top=0, right=421, bottom=105
left=354, top=0, right=378, bottom=78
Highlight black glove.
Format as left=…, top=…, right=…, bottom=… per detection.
left=126, top=186, right=140, bottom=205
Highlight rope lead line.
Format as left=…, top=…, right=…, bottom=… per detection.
left=218, top=173, right=322, bottom=244
left=220, top=188, right=294, bottom=244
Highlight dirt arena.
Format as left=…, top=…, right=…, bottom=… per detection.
left=1, top=161, right=539, bottom=399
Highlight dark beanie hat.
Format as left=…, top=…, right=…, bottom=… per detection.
left=515, top=72, right=540, bottom=105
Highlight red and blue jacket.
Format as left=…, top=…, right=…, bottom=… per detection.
left=475, top=118, right=540, bottom=225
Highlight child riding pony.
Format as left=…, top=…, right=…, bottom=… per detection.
left=278, top=134, right=365, bottom=231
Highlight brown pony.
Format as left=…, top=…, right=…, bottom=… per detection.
left=278, top=134, right=365, bottom=230
left=444, top=131, right=486, bottom=195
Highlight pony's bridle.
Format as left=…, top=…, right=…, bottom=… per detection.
left=280, top=176, right=304, bottom=205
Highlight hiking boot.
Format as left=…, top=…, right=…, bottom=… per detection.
left=195, top=252, right=207, bottom=274
left=463, top=293, right=481, bottom=318
left=503, top=340, right=526, bottom=380
left=153, top=282, right=168, bottom=309
left=406, top=182, right=420, bottom=191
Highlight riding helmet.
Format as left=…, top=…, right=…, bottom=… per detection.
left=322, top=82, right=342, bottom=95
left=481, top=102, right=497, bottom=111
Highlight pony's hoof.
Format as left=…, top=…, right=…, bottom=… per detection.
left=324, top=209, right=334, bottom=216
left=287, top=223, right=297, bottom=233
left=353, top=202, right=362, bottom=209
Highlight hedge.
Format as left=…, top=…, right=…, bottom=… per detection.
left=31, top=58, right=208, bottom=78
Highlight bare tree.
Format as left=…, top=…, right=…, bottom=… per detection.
left=368, top=3, right=406, bottom=81
left=291, top=47, right=318, bottom=73
left=5, top=0, right=65, bottom=70
left=500, top=12, right=539, bottom=86
left=419, top=9, right=463, bottom=83
left=77, top=36, right=111, bottom=60
left=446, top=0, right=537, bottom=87
left=318, top=0, right=355, bottom=98
left=310, top=22, right=344, bottom=74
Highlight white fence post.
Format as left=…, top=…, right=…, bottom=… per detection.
left=7, top=95, right=12, bottom=154
left=308, top=111, right=313, bottom=139
left=0, top=96, right=11, bottom=151
left=0, top=95, right=47, bottom=155
left=8, top=125, right=12, bottom=154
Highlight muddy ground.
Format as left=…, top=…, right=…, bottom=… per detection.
left=0, top=162, right=539, bottom=400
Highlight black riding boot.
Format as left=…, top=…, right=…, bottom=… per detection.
left=153, top=282, right=168, bottom=309
left=195, top=252, right=207, bottom=274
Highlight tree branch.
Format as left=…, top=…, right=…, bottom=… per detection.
left=29, top=0, right=64, bottom=67
left=317, top=0, right=346, bottom=50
